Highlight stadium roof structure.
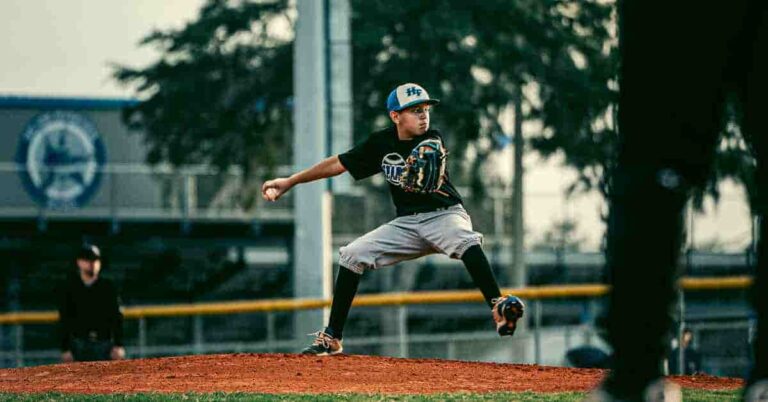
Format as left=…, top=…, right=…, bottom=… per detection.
left=0, top=95, right=139, bottom=110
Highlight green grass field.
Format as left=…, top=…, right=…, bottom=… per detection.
left=0, top=389, right=742, bottom=401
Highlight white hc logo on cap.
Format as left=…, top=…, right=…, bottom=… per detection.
left=405, top=86, right=422, bottom=97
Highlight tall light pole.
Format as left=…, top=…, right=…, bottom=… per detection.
left=510, top=85, right=526, bottom=288
left=293, top=0, right=332, bottom=340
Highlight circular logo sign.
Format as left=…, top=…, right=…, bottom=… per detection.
left=15, top=111, right=106, bottom=209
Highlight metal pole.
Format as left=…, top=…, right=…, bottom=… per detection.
left=14, top=325, right=22, bottom=368
left=180, top=173, right=191, bottom=234
left=688, top=200, right=695, bottom=258
left=293, top=0, right=333, bottom=340
left=266, top=312, right=276, bottom=352
left=110, top=170, right=119, bottom=234
left=494, top=194, right=504, bottom=237
left=0, top=324, right=4, bottom=368
left=493, top=194, right=503, bottom=268
left=193, top=315, right=204, bottom=355
left=750, top=215, right=759, bottom=268
left=677, top=289, right=685, bottom=375
left=511, top=86, right=526, bottom=287
left=534, top=300, right=542, bottom=364
left=447, top=341, right=457, bottom=360
left=585, top=299, right=598, bottom=345
left=328, top=0, right=353, bottom=194
left=185, top=173, right=197, bottom=217
left=138, top=317, right=146, bottom=358
left=398, top=305, right=409, bottom=358
left=678, top=200, right=693, bottom=375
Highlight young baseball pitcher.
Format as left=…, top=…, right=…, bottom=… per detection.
left=262, top=83, right=524, bottom=355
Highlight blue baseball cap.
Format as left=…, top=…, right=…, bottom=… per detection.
left=386, top=83, right=440, bottom=112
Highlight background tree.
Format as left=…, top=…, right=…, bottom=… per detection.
left=115, top=0, right=755, bottom=214
left=527, top=7, right=757, bottom=217
left=350, top=0, right=615, bottom=196
left=116, top=0, right=615, bottom=198
left=114, top=0, right=294, bottom=187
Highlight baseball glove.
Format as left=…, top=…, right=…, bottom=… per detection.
left=400, top=138, right=447, bottom=193
left=492, top=295, right=525, bottom=336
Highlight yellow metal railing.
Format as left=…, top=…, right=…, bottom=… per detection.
left=0, top=275, right=753, bottom=325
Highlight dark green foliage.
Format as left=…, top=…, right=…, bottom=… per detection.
left=350, top=0, right=616, bottom=196
left=114, top=0, right=756, bottom=212
left=113, top=0, right=293, bottom=179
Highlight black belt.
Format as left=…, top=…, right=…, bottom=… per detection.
left=403, top=206, right=450, bottom=216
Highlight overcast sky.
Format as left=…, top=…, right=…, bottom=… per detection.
left=0, top=0, right=204, bottom=98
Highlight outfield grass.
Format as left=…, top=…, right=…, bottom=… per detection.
left=0, top=389, right=742, bottom=401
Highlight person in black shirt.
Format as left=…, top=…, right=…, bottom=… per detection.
left=262, top=83, right=523, bottom=355
left=585, top=1, right=767, bottom=400
left=667, top=328, right=702, bottom=375
left=58, top=244, right=125, bottom=362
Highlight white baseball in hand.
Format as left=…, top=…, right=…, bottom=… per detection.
left=265, top=188, right=278, bottom=200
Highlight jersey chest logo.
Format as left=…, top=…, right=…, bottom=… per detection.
left=381, top=153, right=405, bottom=185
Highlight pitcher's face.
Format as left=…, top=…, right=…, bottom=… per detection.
left=391, top=104, right=431, bottom=139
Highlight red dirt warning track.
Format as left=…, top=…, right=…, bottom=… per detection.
left=0, top=353, right=744, bottom=395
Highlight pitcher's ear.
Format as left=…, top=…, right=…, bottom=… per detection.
left=389, top=110, right=399, bottom=124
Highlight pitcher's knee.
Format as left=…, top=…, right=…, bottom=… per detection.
left=339, top=244, right=373, bottom=274
left=444, top=231, right=483, bottom=259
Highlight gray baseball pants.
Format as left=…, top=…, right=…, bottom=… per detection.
left=339, top=204, right=483, bottom=274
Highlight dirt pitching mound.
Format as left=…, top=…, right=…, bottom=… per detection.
left=0, top=353, right=744, bottom=395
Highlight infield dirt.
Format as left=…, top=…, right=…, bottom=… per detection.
left=0, top=353, right=744, bottom=394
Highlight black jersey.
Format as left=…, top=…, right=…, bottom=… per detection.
left=58, top=274, right=124, bottom=351
left=339, top=126, right=462, bottom=216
